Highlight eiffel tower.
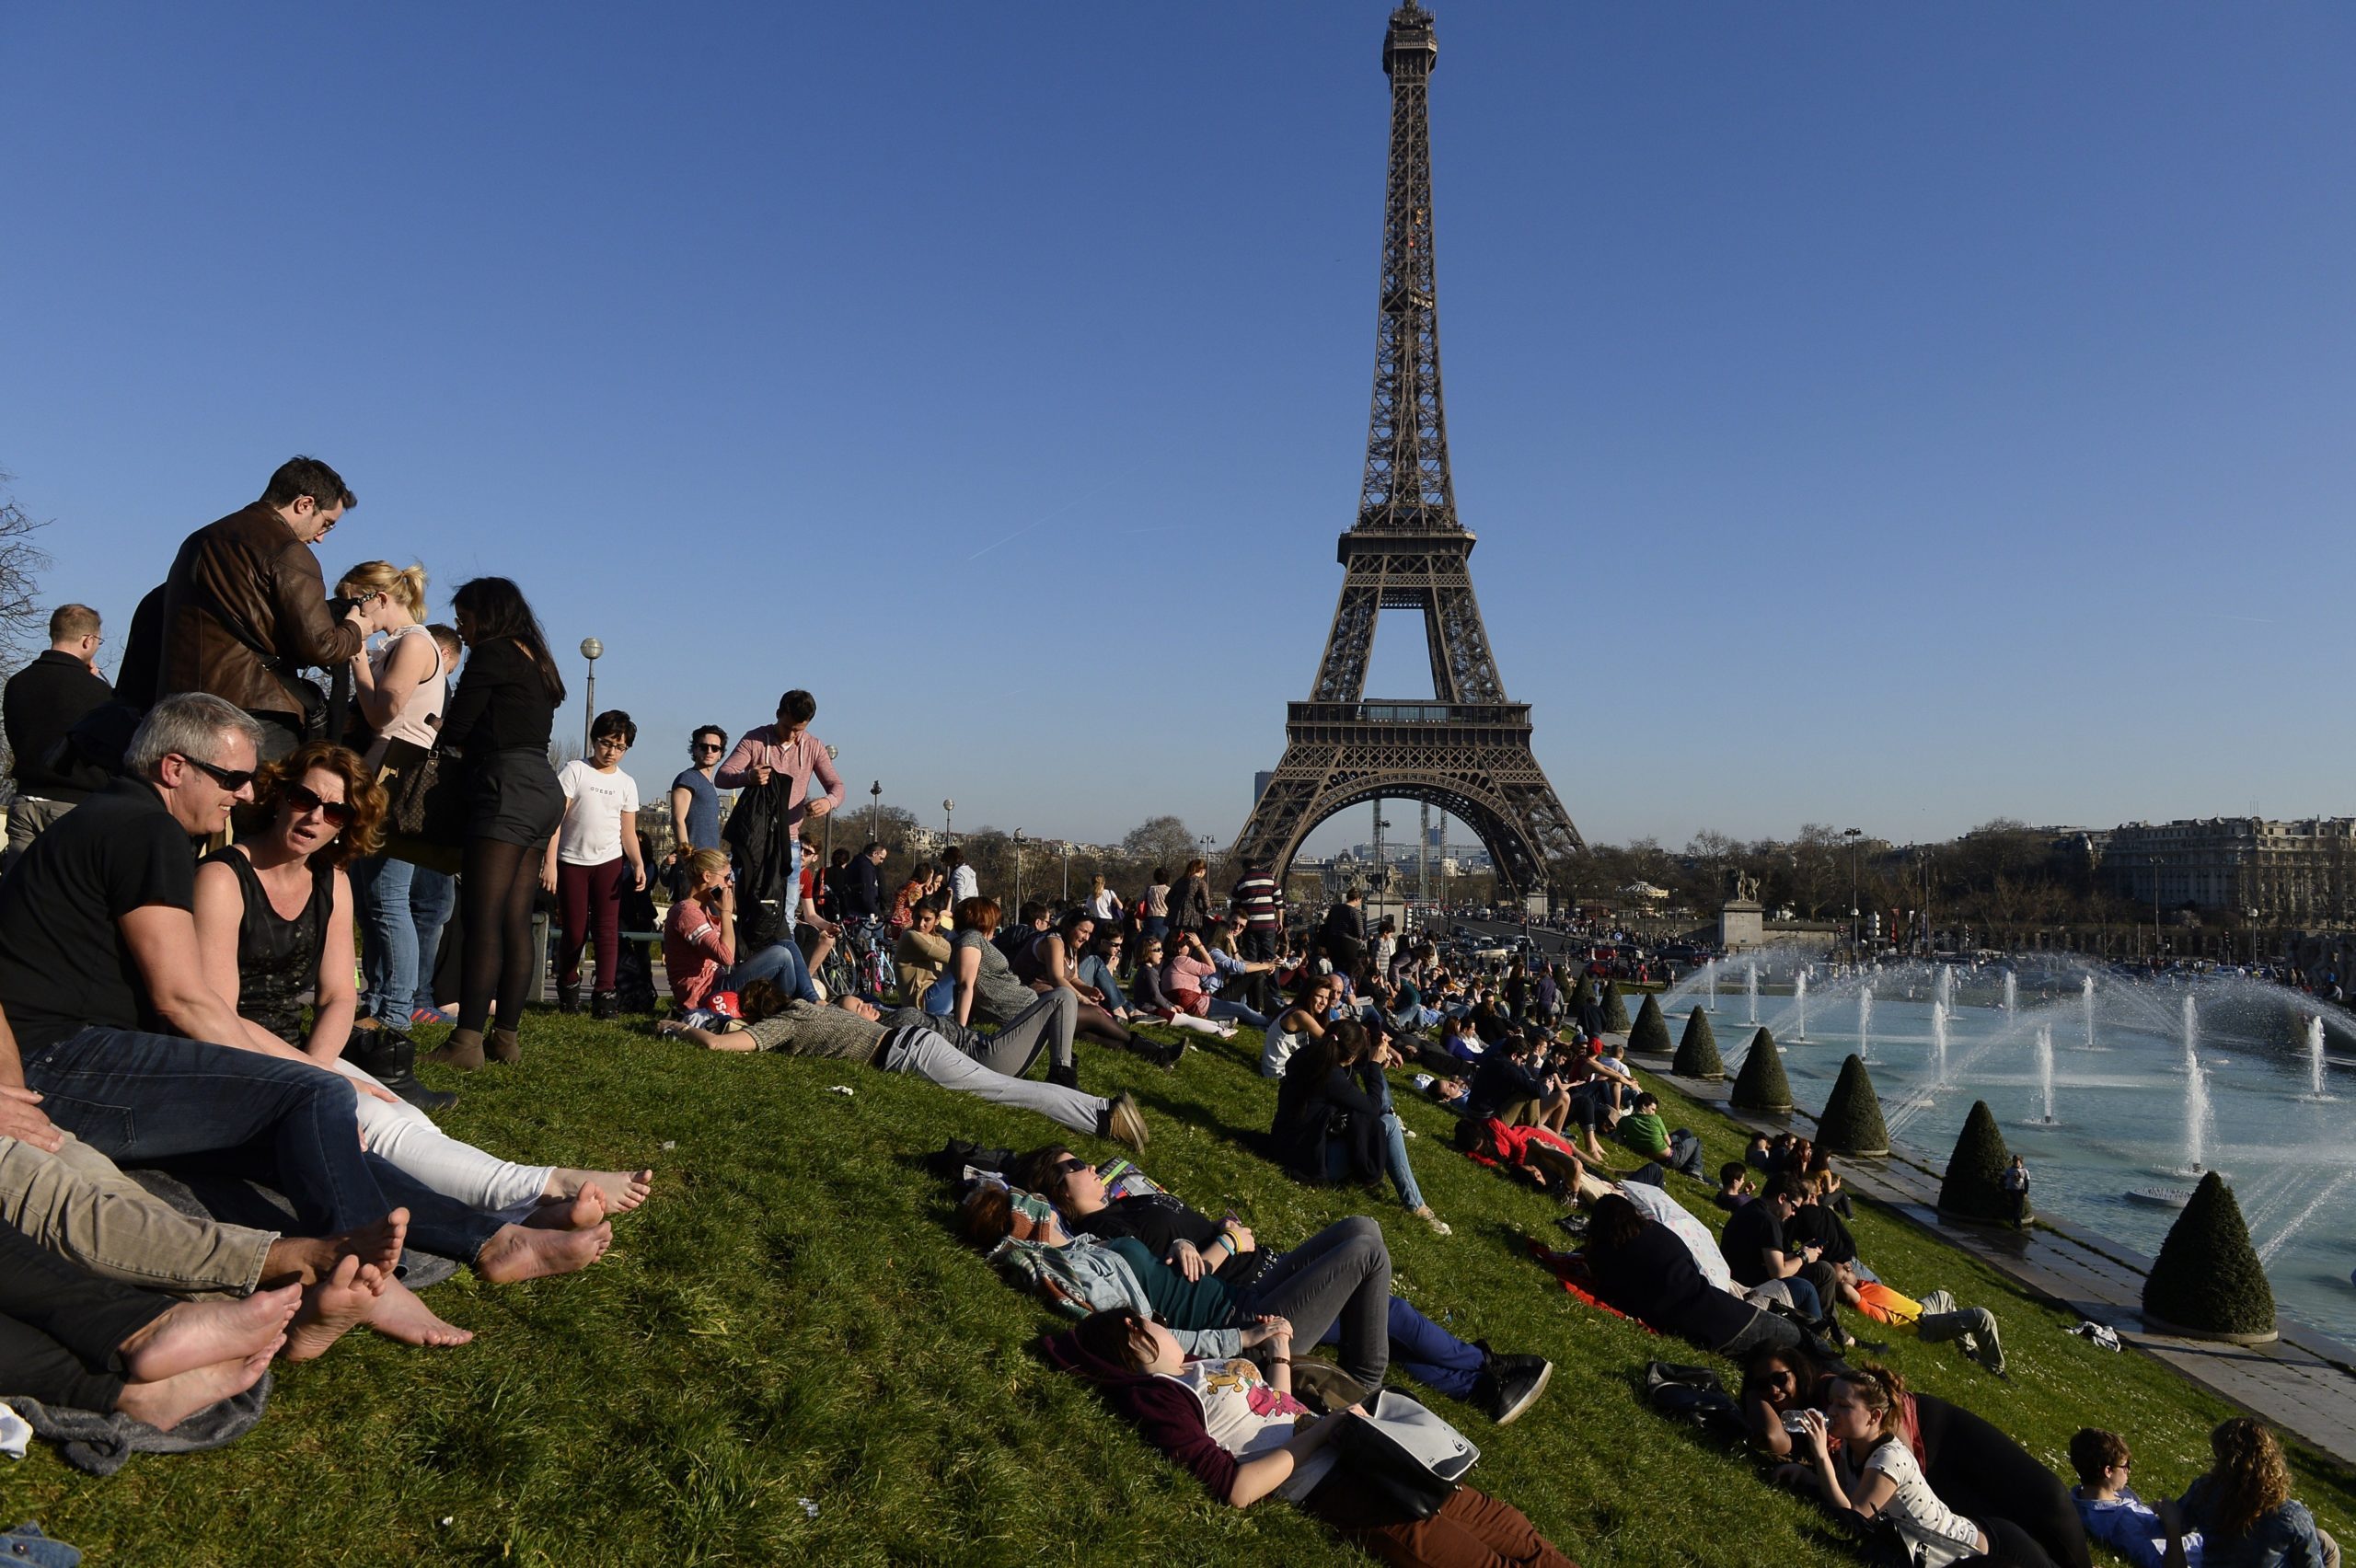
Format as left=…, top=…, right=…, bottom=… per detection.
left=1230, top=0, right=1583, bottom=905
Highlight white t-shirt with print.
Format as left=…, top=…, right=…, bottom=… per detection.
left=1618, top=1180, right=1735, bottom=1295
left=1165, top=1358, right=1337, bottom=1504
left=556, top=760, right=641, bottom=866
left=1862, top=1438, right=1981, bottom=1568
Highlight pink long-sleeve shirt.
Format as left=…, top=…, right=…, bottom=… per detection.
left=712, top=724, right=846, bottom=831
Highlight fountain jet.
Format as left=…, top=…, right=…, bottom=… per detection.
left=1795, top=971, right=1809, bottom=1042
left=2035, top=1025, right=2057, bottom=1124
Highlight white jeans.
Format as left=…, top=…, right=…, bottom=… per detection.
left=334, top=1060, right=553, bottom=1213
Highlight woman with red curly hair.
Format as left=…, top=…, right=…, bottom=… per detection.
left=192, top=743, right=641, bottom=1312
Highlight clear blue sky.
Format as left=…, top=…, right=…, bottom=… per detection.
left=4, top=3, right=2350, bottom=856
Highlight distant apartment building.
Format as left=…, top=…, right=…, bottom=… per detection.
left=2104, top=817, right=2356, bottom=926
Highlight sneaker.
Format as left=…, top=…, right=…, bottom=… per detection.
left=591, top=991, right=618, bottom=1021
left=1412, top=1205, right=1452, bottom=1237
left=410, top=1006, right=457, bottom=1026
left=1473, top=1355, right=1553, bottom=1425
left=1100, top=1090, right=1149, bottom=1154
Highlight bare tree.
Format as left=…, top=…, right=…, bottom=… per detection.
left=0, top=470, right=52, bottom=672
left=1121, top=814, right=1198, bottom=872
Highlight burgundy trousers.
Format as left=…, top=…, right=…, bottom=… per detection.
left=556, top=856, right=627, bottom=992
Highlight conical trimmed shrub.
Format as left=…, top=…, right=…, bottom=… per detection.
left=2143, top=1171, right=2275, bottom=1338
left=1936, top=1101, right=2020, bottom=1225
left=1600, top=979, right=1631, bottom=1033
left=1628, top=993, right=1672, bottom=1055
left=1674, top=1007, right=1724, bottom=1079
left=1730, top=1027, right=1792, bottom=1113
left=1816, top=1054, right=1889, bottom=1157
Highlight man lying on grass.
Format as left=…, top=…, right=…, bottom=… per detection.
left=1011, top=1145, right=1553, bottom=1426
left=661, top=980, right=1148, bottom=1152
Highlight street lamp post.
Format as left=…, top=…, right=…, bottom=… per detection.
left=1061, top=842, right=1073, bottom=902
left=943, top=799, right=955, bottom=843
left=578, top=638, right=604, bottom=753
left=1012, top=830, right=1026, bottom=911
left=869, top=780, right=882, bottom=844
left=2151, top=856, right=2164, bottom=963
left=1842, top=827, right=1863, bottom=958
left=823, top=744, right=839, bottom=861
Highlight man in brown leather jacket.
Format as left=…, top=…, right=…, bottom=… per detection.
left=155, top=455, right=368, bottom=760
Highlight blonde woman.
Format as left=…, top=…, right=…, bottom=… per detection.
left=336, top=560, right=460, bottom=1081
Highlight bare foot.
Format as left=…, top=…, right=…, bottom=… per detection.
left=285, top=1254, right=389, bottom=1363
left=366, top=1280, right=474, bottom=1348
left=524, top=1187, right=606, bottom=1231
left=548, top=1168, right=653, bottom=1214
left=474, top=1220, right=613, bottom=1284
left=114, top=1337, right=282, bottom=1432
left=260, top=1206, right=410, bottom=1287
left=118, top=1283, right=302, bottom=1381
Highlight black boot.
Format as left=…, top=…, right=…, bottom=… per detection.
left=343, top=1023, right=457, bottom=1112
left=1046, top=1061, right=1080, bottom=1091
left=557, top=984, right=581, bottom=1015
left=591, top=991, right=619, bottom=1020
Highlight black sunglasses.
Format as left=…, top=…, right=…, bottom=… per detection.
left=694, top=743, right=724, bottom=753
left=1048, top=1157, right=1091, bottom=1180
left=281, top=780, right=355, bottom=826
left=177, top=755, right=257, bottom=793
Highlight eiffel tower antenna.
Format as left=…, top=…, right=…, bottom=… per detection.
left=1229, top=1, right=1582, bottom=905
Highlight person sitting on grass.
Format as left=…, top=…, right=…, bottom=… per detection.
left=1462, top=1032, right=1575, bottom=1139
left=2158, top=1418, right=2339, bottom=1568
left=662, top=981, right=1145, bottom=1151
left=955, top=896, right=1169, bottom=1074
left=1273, top=1020, right=1451, bottom=1238
left=1804, top=1148, right=1854, bottom=1219
left=1130, top=935, right=1236, bottom=1043
left=1745, top=1134, right=1774, bottom=1171
left=1616, top=1092, right=1705, bottom=1179
left=894, top=902, right=953, bottom=1008
left=0, top=1213, right=305, bottom=1431
left=1073, top=927, right=1134, bottom=1024
left=1011, top=908, right=1138, bottom=1053
left=2070, top=1426, right=2203, bottom=1568
left=1013, top=1146, right=1551, bottom=1425
left=664, top=848, right=826, bottom=1018
left=192, top=742, right=625, bottom=1295
left=1720, top=1173, right=1847, bottom=1337
left=1715, top=1161, right=1755, bottom=1212
left=1261, top=970, right=1339, bottom=1078
left=1580, top=1194, right=1807, bottom=1360
left=1781, top=1364, right=2063, bottom=1568
left=1041, top=1307, right=1582, bottom=1568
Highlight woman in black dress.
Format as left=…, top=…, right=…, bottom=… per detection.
left=426, top=578, right=566, bottom=1070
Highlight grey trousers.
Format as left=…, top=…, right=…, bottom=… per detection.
left=1232, top=1215, right=1393, bottom=1389
left=1915, top=1288, right=2004, bottom=1371
left=878, top=1029, right=1105, bottom=1137
left=971, top=987, right=1078, bottom=1078
left=0, top=795, right=74, bottom=874
left=0, top=1133, right=274, bottom=1297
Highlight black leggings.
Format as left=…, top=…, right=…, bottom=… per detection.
left=1917, top=1394, right=2091, bottom=1568
left=0, top=1216, right=169, bottom=1413
left=459, top=835, right=548, bottom=1035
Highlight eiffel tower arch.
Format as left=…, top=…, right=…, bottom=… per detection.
left=1230, top=1, right=1583, bottom=905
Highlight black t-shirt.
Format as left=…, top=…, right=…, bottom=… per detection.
left=1719, top=1197, right=1787, bottom=1288
left=1784, top=1202, right=1856, bottom=1266
left=1589, top=1221, right=1758, bottom=1353
left=0, top=776, right=196, bottom=1055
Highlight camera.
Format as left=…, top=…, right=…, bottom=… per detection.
left=326, top=594, right=364, bottom=622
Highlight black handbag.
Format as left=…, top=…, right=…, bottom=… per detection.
left=375, top=731, right=467, bottom=871
left=1329, top=1390, right=1477, bottom=1523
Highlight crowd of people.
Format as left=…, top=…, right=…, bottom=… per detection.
left=0, top=455, right=2339, bottom=1566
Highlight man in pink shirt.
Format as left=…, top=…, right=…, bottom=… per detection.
left=714, top=688, right=846, bottom=928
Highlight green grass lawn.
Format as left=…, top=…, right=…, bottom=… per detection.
left=3, top=1010, right=2350, bottom=1567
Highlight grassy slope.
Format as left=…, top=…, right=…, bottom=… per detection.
left=2, top=1013, right=2349, bottom=1568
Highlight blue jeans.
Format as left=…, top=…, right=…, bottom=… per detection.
left=1326, top=1109, right=1426, bottom=1212
left=1207, top=996, right=1270, bottom=1030
left=921, top=976, right=957, bottom=1017
left=21, top=1026, right=389, bottom=1235
left=1781, top=1275, right=1827, bottom=1320
left=352, top=854, right=458, bottom=1021
left=1319, top=1294, right=1485, bottom=1401
left=729, top=940, right=818, bottom=1004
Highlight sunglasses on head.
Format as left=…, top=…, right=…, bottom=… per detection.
left=281, top=780, right=354, bottom=826
left=177, top=755, right=257, bottom=793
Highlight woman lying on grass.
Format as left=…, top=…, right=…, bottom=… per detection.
left=1040, top=1307, right=1580, bottom=1568
left=1772, top=1359, right=2090, bottom=1568
left=1011, top=1146, right=1552, bottom=1425
left=1580, top=1194, right=1810, bottom=1361
left=964, top=1185, right=1394, bottom=1399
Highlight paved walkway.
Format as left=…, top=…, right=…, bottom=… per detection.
left=1616, top=1039, right=2356, bottom=1470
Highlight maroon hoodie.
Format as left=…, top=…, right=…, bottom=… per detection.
left=1038, top=1329, right=1242, bottom=1504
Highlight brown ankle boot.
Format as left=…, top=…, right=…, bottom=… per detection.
left=487, top=1028, right=522, bottom=1065
left=425, top=1029, right=486, bottom=1072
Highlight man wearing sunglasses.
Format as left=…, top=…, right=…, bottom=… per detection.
left=0, top=693, right=402, bottom=1250
left=663, top=725, right=728, bottom=897
left=152, top=455, right=369, bottom=763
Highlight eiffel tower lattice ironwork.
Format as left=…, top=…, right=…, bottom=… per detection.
left=1230, top=0, right=1583, bottom=903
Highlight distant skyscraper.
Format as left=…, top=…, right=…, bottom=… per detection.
left=1253, top=770, right=1276, bottom=803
